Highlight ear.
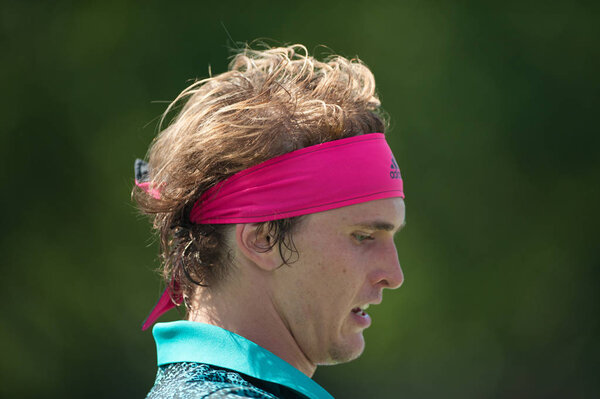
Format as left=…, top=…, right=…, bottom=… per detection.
left=235, top=223, right=281, bottom=272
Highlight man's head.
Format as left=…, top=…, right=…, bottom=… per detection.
left=135, top=44, right=405, bottom=371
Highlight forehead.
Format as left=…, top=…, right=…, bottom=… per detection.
left=304, top=198, right=406, bottom=230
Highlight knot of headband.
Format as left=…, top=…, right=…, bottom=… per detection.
left=136, top=133, right=405, bottom=330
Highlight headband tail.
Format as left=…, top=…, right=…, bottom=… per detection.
left=141, top=286, right=182, bottom=330
left=134, top=159, right=161, bottom=199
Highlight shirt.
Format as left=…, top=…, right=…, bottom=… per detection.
left=145, top=321, right=334, bottom=399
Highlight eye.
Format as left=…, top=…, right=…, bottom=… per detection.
left=352, top=232, right=374, bottom=243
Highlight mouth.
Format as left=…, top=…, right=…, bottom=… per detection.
left=350, top=305, right=372, bottom=328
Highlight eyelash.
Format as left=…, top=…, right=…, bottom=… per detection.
left=352, top=232, right=374, bottom=243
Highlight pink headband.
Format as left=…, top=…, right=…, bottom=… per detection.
left=137, top=133, right=404, bottom=330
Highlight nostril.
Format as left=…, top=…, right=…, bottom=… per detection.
left=385, top=262, right=404, bottom=289
left=370, top=263, right=403, bottom=289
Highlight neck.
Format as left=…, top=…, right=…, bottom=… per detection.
left=187, top=277, right=316, bottom=377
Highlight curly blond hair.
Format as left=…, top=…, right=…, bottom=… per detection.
left=135, top=44, right=387, bottom=305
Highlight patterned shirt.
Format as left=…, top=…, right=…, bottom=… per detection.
left=146, top=362, right=307, bottom=398
left=145, top=321, right=334, bottom=399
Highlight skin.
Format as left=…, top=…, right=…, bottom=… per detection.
left=188, top=197, right=405, bottom=377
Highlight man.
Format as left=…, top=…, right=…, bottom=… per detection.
left=134, top=44, right=406, bottom=399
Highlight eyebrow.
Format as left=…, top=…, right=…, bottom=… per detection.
left=351, top=220, right=406, bottom=234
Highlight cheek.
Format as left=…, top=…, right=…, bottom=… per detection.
left=296, top=231, right=364, bottom=296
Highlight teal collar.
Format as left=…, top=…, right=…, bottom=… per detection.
left=153, top=321, right=334, bottom=399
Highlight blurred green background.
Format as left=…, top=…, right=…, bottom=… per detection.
left=1, top=1, right=598, bottom=398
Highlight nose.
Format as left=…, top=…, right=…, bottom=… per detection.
left=370, top=241, right=404, bottom=289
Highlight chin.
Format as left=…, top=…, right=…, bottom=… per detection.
left=323, top=333, right=366, bottom=365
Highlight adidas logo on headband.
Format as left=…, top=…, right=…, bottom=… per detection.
left=390, top=157, right=402, bottom=179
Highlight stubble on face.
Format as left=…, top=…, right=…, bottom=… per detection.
left=324, top=336, right=366, bottom=365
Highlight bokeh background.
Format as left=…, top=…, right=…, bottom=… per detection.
left=1, top=1, right=598, bottom=398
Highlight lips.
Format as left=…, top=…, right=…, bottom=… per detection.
left=350, top=306, right=372, bottom=328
